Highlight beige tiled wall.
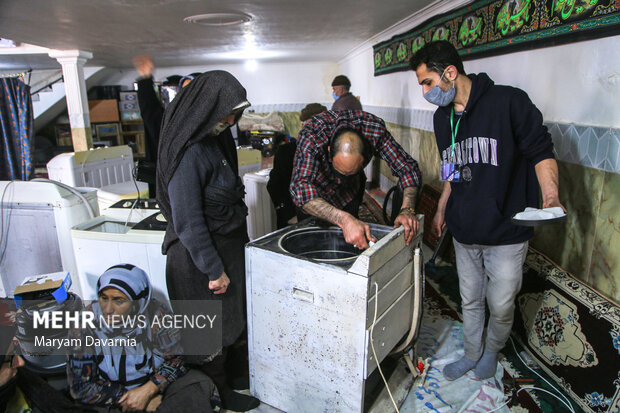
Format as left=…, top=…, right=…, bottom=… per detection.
left=531, top=162, right=620, bottom=302
left=379, top=122, right=442, bottom=190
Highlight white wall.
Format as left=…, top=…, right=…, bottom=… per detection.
left=96, top=61, right=340, bottom=106
left=340, top=35, right=620, bottom=128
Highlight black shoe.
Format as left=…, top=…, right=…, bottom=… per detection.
left=229, top=376, right=250, bottom=390
left=221, top=390, right=260, bottom=412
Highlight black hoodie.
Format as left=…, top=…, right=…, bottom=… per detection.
left=433, top=73, right=554, bottom=245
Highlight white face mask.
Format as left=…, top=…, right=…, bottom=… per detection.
left=209, top=122, right=229, bottom=136
left=423, top=68, right=456, bottom=107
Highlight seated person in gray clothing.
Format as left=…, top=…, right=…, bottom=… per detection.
left=67, top=264, right=218, bottom=412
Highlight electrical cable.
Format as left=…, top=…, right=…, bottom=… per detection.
left=509, top=336, right=575, bottom=413
left=392, top=247, right=423, bottom=354
left=370, top=281, right=399, bottom=413
left=123, top=163, right=142, bottom=228
left=520, top=386, right=575, bottom=412
left=30, top=178, right=96, bottom=219
left=484, top=385, right=575, bottom=413
left=0, top=181, right=16, bottom=265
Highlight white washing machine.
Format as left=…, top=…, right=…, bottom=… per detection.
left=245, top=218, right=425, bottom=413
left=0, top=181, right=98, bottom=298
left=243, top=170, right=277, bottom=241
left=70, top=213, right=168, bottom=303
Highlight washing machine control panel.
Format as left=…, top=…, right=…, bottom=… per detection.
left=111, top=199, right=159, bottom=210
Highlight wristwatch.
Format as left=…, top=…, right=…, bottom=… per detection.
left=399, top=207, right=416, bottom=215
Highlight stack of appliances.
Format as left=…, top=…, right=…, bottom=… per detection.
left=245, top=219, right=425, bottom=412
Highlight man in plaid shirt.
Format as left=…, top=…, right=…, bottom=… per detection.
left=290, top=110, right=422, bottom=249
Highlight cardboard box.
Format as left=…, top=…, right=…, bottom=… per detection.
left=13, top=272, right=72, bottom=307
left=89, top=99, right=120, bottom=123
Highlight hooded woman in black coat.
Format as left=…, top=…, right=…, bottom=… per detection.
left=156, top=70, right=259, bottom=412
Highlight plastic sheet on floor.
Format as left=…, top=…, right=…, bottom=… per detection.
left=400, top=318, right=510, bottom=413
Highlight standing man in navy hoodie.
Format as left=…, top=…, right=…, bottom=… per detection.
left=410, top=41, right=565, bottom=380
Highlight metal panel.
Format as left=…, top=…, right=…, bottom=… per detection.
left=246, top=247, right=367, bottom=412
left=0, top=206, right=62, bottom=296
left=349, top=215, right=424, bottom=277
left=365, top=285, right=413, bottom=377
left=366, top=261, right=413, bottom=328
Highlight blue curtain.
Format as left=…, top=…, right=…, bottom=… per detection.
left=0, top=77, right=34, bottom=180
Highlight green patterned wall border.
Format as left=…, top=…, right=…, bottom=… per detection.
left=373, top=0, right=620, bottom=76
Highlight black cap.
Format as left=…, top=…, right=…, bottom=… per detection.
left=331, top=75, right=351, bottom=88
left=300, top=103, right=327, bottom=122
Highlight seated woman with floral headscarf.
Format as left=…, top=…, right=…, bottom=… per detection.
left=67, top=264, right=218, bottom=412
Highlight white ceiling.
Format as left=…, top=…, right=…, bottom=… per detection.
left=0, top=0, right=436, bottom=70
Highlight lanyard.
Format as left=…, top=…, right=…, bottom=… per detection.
left=449, top=106, right=461, bottom=158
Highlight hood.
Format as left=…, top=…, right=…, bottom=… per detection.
left=156, top=70, right=249, bottom=219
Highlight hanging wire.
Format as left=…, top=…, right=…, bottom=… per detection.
left=30, top=75, right=63, bottom=95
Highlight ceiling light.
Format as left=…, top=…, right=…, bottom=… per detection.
left=184, top=13, right=252, bottom=26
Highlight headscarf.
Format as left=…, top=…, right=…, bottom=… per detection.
left=156, top=70, right=249, bottom=220
left=91, top=264, right=158, bottom=389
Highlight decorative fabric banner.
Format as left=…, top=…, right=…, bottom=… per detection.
left=373, top=0, right=620, bottom=76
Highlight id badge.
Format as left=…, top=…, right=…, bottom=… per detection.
left=440, top=162, right=462, bottom=182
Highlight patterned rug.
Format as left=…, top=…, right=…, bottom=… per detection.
left=513, top=249, right=620, bottom=413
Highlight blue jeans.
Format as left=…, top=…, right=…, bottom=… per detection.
left=453, top=239, right=528, bottom=360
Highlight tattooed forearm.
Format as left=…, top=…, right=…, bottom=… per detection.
left=302, top=198, right=349, bottom=226
left=401, top=186, right=418, bottom=209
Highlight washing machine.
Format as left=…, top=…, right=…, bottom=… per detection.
left=245, top=218, right=424, bottom=412
left=70, top=213, right=168, bottom=303
left=0, top=181, right=98, bottom=298
left=243, top=170, right=276, bottom=241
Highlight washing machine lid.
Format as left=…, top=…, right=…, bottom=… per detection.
left=131, top=212, right=167, bottom=231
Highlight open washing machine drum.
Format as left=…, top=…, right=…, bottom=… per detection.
left=278, top=227, right=361, bottom=262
